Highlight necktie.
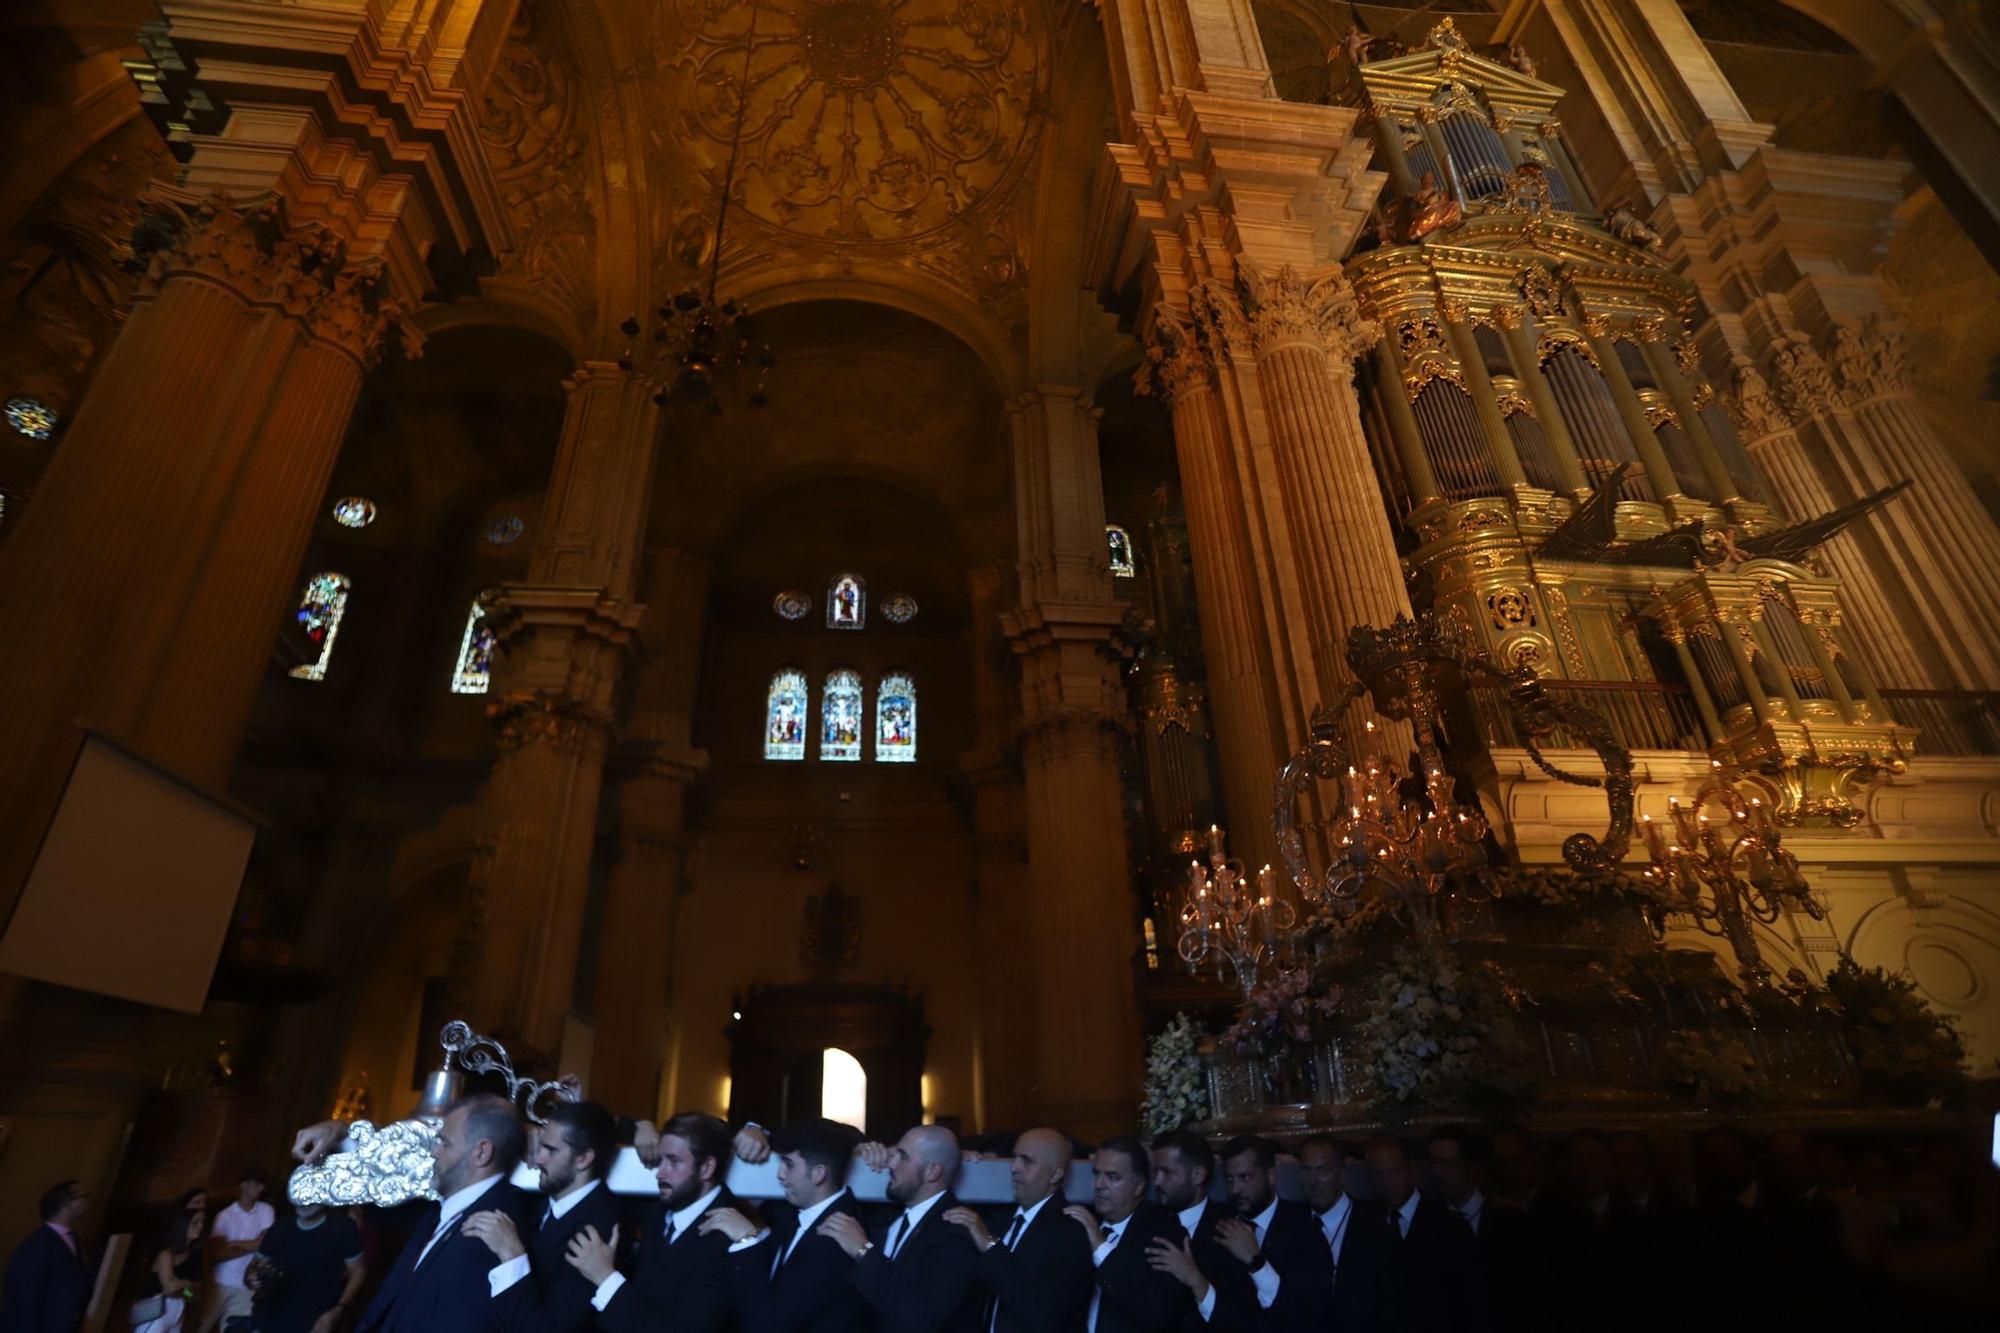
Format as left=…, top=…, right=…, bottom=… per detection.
left=540, top=1204, right=554, bottom=1232
left=888, top=1215, right=911, bottom=1260
left=414, top=1209, right=459, bottom=1269
left=985, top=1215, right=1029, bottom=1332
left=663, top=1216, right=677, bottom=1245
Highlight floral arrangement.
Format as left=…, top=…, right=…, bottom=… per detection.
left=1219, top=968, right=1342, bottom=1059
left=1140, top=1013, right=1212, bottom=1135
left=1354, top=942, right=1514, bottom=1110
left=1491, top=863, right=1678, bottom=911
left=1822, top=954, right=1969, bottom=1105
left=1656, top=1027, right=1764, bottom=1104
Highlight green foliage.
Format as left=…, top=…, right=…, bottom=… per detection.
left=1822, top=953, right=1969, bottom=1105
left=1656, top=1027, right=1766, bottom=1104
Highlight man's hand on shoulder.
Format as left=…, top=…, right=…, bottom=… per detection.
left=565, top=1224, right=620, bottom=1286
left=292, top=1120, right=349, bottom=1165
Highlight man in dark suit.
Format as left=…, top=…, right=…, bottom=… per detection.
left=820, top=1124, right=982, bottom=1333
left=1143, top=1130, right=1250, bottom=1333
left=1064, top=1137, right=1186, bottom=1333
left=701, top=1118, right=870, bottom=1333
left=942, top=1127, right=1091, bottom=1333
left=464, top=1100, right=624, bottom=1333
left=1427, top=1130, right=1537, bottom=1333
left=1, top=1180, right=90, bottom=1333
left=564, top=1111, right=738, bottom=1333
left=1297, top=1136, right=1384, bottom=1328
left=356, top=1094, right=541, bottom=1333
left=1365, top=1137, right=1485, bottom=1333
left=1205, top=1137, right=1330, bottom=1333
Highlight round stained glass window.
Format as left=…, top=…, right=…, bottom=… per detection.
left=5, top=398, right=56, bottom=440
left=773, top=590, right=812, bottom=621
left=486, top=514, right=526, bottom=545
left=332, top=496, right=377, bottom=528
left=882, top=593, right=918, bottom=624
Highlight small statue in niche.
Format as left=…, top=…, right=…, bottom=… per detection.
left=1602, top=200, right=1663, bottom=251
left=1403, top=172, right=1463, bottom=241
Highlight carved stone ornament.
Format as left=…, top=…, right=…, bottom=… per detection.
left=488, top=693, right=611, bottom=754
left=1136, top=308, right=1214, bottom=402
left=1768, top=337, right=1840, bottom=421
left=1239, top=262, right=1381, bottom=360
left=1830, top=317, right=1913, bottom=405
left=1189, top=278, right=1251, bottom=359
left=125, top=189, right=421, bottom=368
left=1728, top=360, right=1784, bottom=439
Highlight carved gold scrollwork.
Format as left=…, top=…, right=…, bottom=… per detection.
left=1515, top=263, right=1565, bottom=317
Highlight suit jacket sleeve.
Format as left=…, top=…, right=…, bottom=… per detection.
left=598, top=1234, right=735, bottom=1333
left=976, top=1218, right=1092, bottom=1331
left=1096, top=1218, right=1190, bottom=1333
left=850, top=1230, right=979, bottom=1333
left=3, top=1233, right=53, bottom=1331
left=1265, top=1220, right=1332, bottom=1333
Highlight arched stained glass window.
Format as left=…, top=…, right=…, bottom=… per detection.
left=876, top=671, right=917, bottom=763
left=288, top=572, right=351, bottom=681
left=821, top=668, right=863, bottom=761
left=765, top=669, right=809, bottom=761
left=1106, top=525, right=1136, bottom=577
left=827, top=573, right=865, bottom=630
left=451, top=596, right=497, bottom=694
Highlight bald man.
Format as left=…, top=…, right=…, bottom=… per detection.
left=945, top=1129, right=1092, bottom=1333
left=821, top=1125, right=984, bottom=1333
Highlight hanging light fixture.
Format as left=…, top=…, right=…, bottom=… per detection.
left=621, top=6, right=774, bottom=412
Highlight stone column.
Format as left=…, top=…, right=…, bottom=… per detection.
left=0, top=189, right=408, bottom=919
left=590, top=546, right=710, bottom=1117
left=1136, top=318, right=1286, bottom=869
left=1236, top=264, right=1415, bottom=751
left=1002, top=390, right=1138, bottom=1136
left=465, top=363, right=659, bottom=1059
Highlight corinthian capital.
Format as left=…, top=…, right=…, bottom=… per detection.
left=127, top=187, right=420, bottom=367
left=1135, top=307, right=1216, bottom=402
left=1768, top=337, right=1841, bottom=421
left=1727, top=360, right=1785, bottom=440
left=1238, top=262, right=1382, bottom=361
left=1830, top=317, right=1913, bottom=405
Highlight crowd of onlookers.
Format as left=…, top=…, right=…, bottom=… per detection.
left=2, top=1111, right=1995, bottom=1332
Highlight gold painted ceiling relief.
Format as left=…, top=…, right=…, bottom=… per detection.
left=657, top=0, right=1045, bottom=245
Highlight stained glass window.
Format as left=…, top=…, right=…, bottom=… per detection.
left=332, top=496, right=377, bottom=528
left=487, top=514, right=525, bottom=545
left=1106, top=525, right=1136, bottom=577
left=773, top=590, right=811, bottom=621
left=765, top=669, right=809, bottom=761
left=451, top=596, right=497, bottom=694
left=5, top=398, right=56, bottom=440
left=876, top=671, right=917, bottom=763
left=826, top=573, right=865, bottom=630
left=882, top=592, right=918, bottom=624
left=821, top=668, right=863, bottom=761
left=288, top=572, right=351, bottom=681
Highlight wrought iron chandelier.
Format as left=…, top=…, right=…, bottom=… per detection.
left=1640, top=760, right=1824, bottom=984
left=621, top=8, right=773, bottom=412
left=1177, top=825, right=1295, bottom=997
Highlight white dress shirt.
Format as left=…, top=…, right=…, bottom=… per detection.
left=491, top=1178, right=602, bottom=1297
left=1394, top=1190, right=1421, bottom=1239
left=1179, top=1202, right=1221, bottom=1323
left=592, top=1185, right=722, bottom=1311
left=732, top=1188, right=852, bottom=1269
left=1317, top=1194, right=1353, bottom=1268
left=1087, top=1215, right=1134, bottom=1333
left=407, top=1174, right=513, bottom=1299
left=986, top=1194, right=1055, bottom=1333
left=1456, top=1189, right=1484, bottom=1237
left=887, top=1189, right=948, bottom=1260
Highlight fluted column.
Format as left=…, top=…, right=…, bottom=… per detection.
left=466, top=363, right=659, bottom=1058
left=1723, top=360, right=1933, bottom=692
left=1237, top=264, right=1414, bottom=751
left=1136, top=318, right=1285, bottom=869
left=0, top=189, right=407, bottom=923
left=1001, top=389, right=1137, bottom=1136
left=591, top=546, right=710, bottom=1117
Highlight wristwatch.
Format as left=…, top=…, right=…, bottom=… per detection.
left=1245, top=1255, right=1267, bottom=1274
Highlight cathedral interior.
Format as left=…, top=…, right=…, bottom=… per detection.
left=4, top=0, right=2000, bottom=1263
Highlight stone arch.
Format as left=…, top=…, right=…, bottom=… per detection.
left=1844, top=891, right=2000, bottom=1064
left=740, top=273, right=1027, bottom=401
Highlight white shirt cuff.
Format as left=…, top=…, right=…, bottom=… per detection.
left=1196, top=1287, right=1217, bottom=1322
left=1251, top=1263, right=1280, bottom=1308
left=592, top=1272, right=627, bottom=1311
left=729, top=1230, right=772, bottom=1253
left=488, top=1254, right=531, bottom=1297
